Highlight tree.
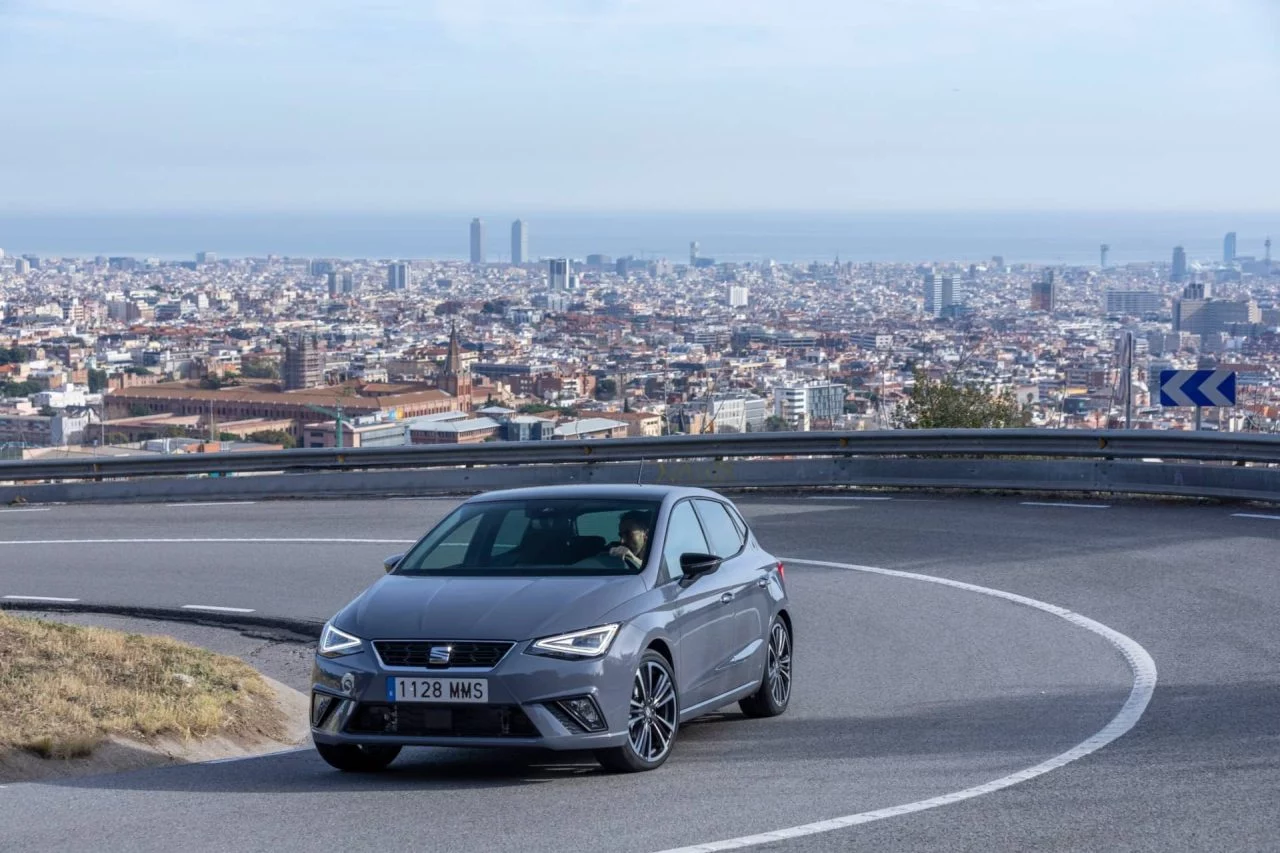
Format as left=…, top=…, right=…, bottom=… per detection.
left=892, top=368, right=1030, bottom=429
left=247, top=429, right=297, bottom=448
left=0, top=346, right=31, bottom=365
left=764, top=415, right=791, bottom=432
left=87, top=368, right=108, bottom=392
left=594, top=378, right=617, bottom=400
left=1, top=380, right=42, bottom=398
left=239, top=360, right=280, bottom=379
left=128, top=403, right=152, bottom=417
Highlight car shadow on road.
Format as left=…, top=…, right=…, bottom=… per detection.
left=38, top=684, right=1150, bottom=795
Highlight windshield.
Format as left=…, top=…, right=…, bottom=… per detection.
left=394, top=498, right=662, bottom=577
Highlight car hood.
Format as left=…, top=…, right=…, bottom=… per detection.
left=339, top=574, right=648, bottom=642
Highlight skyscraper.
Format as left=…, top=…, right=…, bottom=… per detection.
left=1224, top=232, right=1237, bottom=264
left=511, top=219, right=527, bottom=265
left=1100, top=244, right=1110, bottom=269
left=923, top=271, right=953, bottom=317
left=387, top=262, right=409, bottom=291
left=1171, top=246, right=1187, bottom=282
left=470, top=218, right=485, bottom=264
left=690, top=241, right=699, bottom=267
left=1030, top=270, right=1056, bottom=312
left=548, top=258, right=569, bottom=290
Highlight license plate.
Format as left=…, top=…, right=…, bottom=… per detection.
left=387, top=677, right=488, bottom=704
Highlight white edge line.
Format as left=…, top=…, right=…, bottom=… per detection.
left=652, top=558, right=1158, bottom=853
left=0, top=507, right=52, bottom=513
left=3, top=595, right=80, bottom=603
left=0, top=538, right=419, bottom=545
left=1020, top=502, right=1111, bottom=509
left=181, top=605, right=256, bottom=614
left=1229, top=513, right=1280, bottom=520
left=165, top=502, right=258, bottom=508
left=807, top=496, right=894, bottom=501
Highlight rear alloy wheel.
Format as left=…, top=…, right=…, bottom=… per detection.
left=314, top=741, right=402, bottom=772
left=740, top=616, right=792, bottom=718
left=596, top=651, right=679, bottom=772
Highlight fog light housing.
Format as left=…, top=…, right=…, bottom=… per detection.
left=311, top=693, right=336, bottom=727
left=557, top=695, right=607, bottom=732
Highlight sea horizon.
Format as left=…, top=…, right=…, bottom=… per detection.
left=1, top=210, right=1275, bottom=267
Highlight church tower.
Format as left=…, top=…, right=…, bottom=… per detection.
left=440, top=323, right=472, bottom=411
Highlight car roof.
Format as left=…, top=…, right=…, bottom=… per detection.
left=464, top=484, right=727, bottom=504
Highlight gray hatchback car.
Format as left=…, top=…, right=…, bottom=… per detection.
left=311, top=484, right=793, bottom=772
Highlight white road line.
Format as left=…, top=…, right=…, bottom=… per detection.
left=164, top=501, right=258, bottom=507
left=181, top=605, right=256, bottom=614
left=201, top=746, right=309, bottom=764
left=654, top=558, right=1157, bottom=853
left=1230, top=512, right=1280, bottom=521
left=1020, top=501, right=1111, bottom=509
left=808, top=496, right=893, bottom=501
left=0, top=507, right=51, bottom=513
left=2, top=595, right=80, bottom=603
left=0, top=538, right=418, bottom=546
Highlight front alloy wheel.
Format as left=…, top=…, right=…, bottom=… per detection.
left=596, top=651, right=679, bottom=772
left=740, top=616, right=792, bottom=718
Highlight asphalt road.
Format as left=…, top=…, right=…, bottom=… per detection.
left=1, top=494, right=1278, bottom=852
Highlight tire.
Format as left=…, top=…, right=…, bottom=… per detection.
left=596, top=651, right=680, bottom=772
left=739, top=616, right=792, bottom=718
left=314, top=741, right=402, bottom=772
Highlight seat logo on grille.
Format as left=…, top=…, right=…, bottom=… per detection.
left=429, top=645, right=452, bottom=665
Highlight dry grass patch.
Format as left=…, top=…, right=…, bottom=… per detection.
left=0, top=611, right=287, bottom=761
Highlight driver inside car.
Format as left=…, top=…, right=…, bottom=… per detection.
left=609, top=510, right=651, bottom=569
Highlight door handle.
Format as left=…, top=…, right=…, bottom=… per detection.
left=720, top=592, right=734, bottom=604
left=756, top=577, right=769, bottom=588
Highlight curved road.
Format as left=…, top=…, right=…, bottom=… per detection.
left=1, top=494, right=1278, bottom=852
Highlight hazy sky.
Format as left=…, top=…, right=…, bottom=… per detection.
left=2, top=0, right=1278, bottom=212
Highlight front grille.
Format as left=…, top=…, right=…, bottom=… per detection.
left=347, top=703, right=540, bottom=738
left=373, top=641, right=513, bottom=669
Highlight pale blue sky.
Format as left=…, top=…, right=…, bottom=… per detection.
left=2, top=0, right=1278, bottom=212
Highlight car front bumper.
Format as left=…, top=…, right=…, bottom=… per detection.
left=310, top=640, right=635, bottom=751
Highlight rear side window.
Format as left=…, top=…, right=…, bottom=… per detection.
left=694, top=499, right=746, bottom=559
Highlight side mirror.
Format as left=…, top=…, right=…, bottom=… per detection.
left=382, top=553, right=405, bottom=574
left=679, top=552, right=722, bottom=581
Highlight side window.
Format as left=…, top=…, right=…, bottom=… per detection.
left=694, top=499, right=746, bottom=559
left=661, top=501, right=709, bottom=581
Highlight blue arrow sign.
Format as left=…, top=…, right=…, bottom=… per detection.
left=1159, top=369, right=1236, bottom=407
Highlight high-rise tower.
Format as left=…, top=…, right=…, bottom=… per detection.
left=470, top=218, right=485, bottom=264
left=1031, top=269, right=1056, bottom=311
left=1171, top=246, right=1187, bottom=282
left=1100, top=244, right=1110, bottom=268
left=511, top=219, right=527, bottom=265
left=1224, top=232, right=1237, bottom=264
left=387, top=262, right=409, bottom=291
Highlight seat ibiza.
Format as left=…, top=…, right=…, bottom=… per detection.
left=311, top=484, right=793, bottom=772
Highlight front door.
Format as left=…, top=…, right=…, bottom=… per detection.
left=662, top=500, right=738, bottom=713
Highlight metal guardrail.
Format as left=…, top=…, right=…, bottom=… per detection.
left=1, top=429, right=1277, bottom=483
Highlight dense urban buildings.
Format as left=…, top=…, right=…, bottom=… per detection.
left=2, top=226, right=1279, bottom=460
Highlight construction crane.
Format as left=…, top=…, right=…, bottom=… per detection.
left=304, top=403, right=349, bottom=448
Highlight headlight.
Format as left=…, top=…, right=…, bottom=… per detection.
left=319, top=622, right=363, bottom=657
left=529, top=624, right=620, bottom=659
